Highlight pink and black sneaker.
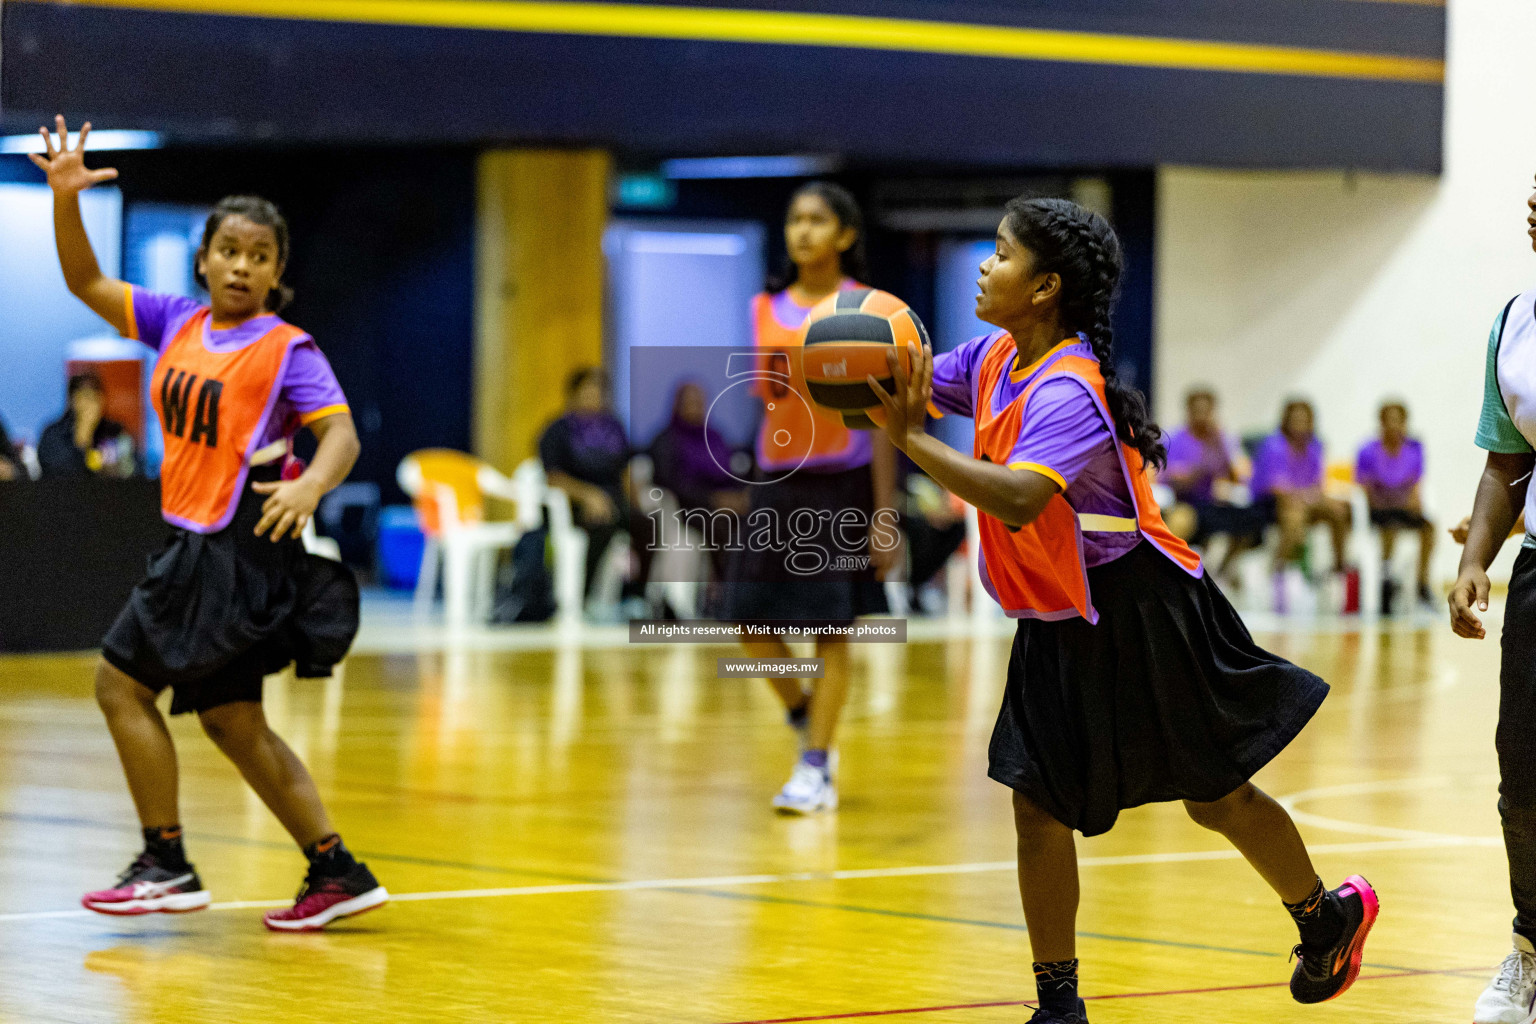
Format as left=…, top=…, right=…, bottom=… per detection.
left=263, top=861, right=388, bottom=932
left=1289, top=875, right=1380, bottom=1003
left=82, top=852, right=211, bottom=916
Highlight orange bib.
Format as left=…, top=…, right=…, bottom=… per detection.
left=151, top=310, right=305, bottom=533
left=972, top=336, right=1201, bottom=623
left=751, top=291, right=865, bottom=471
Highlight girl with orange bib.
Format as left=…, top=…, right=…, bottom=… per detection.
left=864, top=196, right=1376, bottom=1021
left=30, top=118, right=386, bottom=931
left=723, top=182, right=898, bottom=814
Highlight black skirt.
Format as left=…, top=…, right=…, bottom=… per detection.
left=101, top=464, right=359, bottom=715
left=988, top=541, right=1328, bottom=837
left=719, top=464, right=889, bottom=624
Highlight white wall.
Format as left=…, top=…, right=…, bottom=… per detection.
left=0, top=183, right=123, bottom=444
left=1156, top=0, right=1536, bottom=583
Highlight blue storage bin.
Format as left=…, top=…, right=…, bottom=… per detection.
left=377, top=505, right=426, bottom=590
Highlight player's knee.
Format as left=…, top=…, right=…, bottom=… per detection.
left=1184, top=783, right=1257, bottom=832
left=198, top=702, right=264, bottom=751
left=1012, top=791, right=1065, bottom=843
left=94, top=661, right=151, bottom=714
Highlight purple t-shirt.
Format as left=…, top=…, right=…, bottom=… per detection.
left=1355, top=438, right=1423, bottom=509
left=931, top=333, right=1137, bottom=567
left=1164, top=427, right=1238, bottom=505
left=1251, top=432, right=1324, bottom=497
left=129, top=288, right=349, bottom=450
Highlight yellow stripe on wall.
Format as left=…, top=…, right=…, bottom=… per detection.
left=17, top=0, right=1445, bottom=83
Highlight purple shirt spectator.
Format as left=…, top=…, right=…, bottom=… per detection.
left=1251, top=432, right=1324, bottom=497
left=932, top=333, right=1137, bottom=567
left=1355, top=438, right=1424, bottom=509
left=129, top=288, right=349, bottom=450
left=1164, top=427, right=1239, bottom=505
left=649, top=409, right=737, bottom=512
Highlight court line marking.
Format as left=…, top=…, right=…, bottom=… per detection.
left=0, top=811, right=612, bottom=884
left=710, top=967, right=1487, bottom=1024
left=672, top=887, right=1430, bottom=969
left=15, top=0, right=1445, bottom=83
left=1277, top=775, right=1505, bottom=844
left=0, top=835, right=1487, bottom=924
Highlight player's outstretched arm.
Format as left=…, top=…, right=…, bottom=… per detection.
left=28, top=115, right=130, bottom=336
left=867, top=343, right=1059, bottom=529
left=1449, top=451, right=1534, bottom=639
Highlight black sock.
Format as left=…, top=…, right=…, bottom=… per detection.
left=304, top=833, right=359, bottom=878
left=1033, top=959, right=1079, bottom=1018
left=143, top=825, right=188, bottom=870
left=1284, top=877, right=1343, bottom=948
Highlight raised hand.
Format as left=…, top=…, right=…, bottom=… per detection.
left=27, top=116, right=119, bottom=194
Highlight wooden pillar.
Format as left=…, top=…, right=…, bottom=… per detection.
left=475, top=149, right=611, bottom=472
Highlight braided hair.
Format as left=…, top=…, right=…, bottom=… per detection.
left=1003, top=195, right=1165, bottom=470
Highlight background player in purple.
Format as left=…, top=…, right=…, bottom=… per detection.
left=1252, top=399, right=1351, bottom=578
left=1356, top=401, right=1436, bottom=610
left=1162, top=387, right=1264, bottom=585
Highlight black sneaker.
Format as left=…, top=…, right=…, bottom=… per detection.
left=1289, top=875, right=1380, bottom=1003
left=1029, top=998, right=1088, bottom=1022
left=82, top=851, right=210, bottom=915
left=263, top=860, right=388, bottom=932
left=1380, top=577, right=1400, bottom=615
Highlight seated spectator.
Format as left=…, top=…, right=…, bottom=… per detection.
left=538, top=368, right=633, bottom=602
left=1163, top=387, right=1264, bottom=583
left=38, top=372, right=136, bottom=479
left=649, top=381, right=748, bottom=517
left=1357, top=400, right=1435, bottom=609
left=0, top=414, right=22, bottom=481
left=1252, top=398, right=1350, bottom=576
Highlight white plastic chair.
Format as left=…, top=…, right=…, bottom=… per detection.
left=630, top=454, right=708, bottom=620
left=397, top=452, right=521, bottom=627
left=508, top=458, right=595, bottom=625
left=301, top=519, right=343, bottom=562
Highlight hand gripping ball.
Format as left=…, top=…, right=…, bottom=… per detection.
left=800, top=288, right=931, bottom=429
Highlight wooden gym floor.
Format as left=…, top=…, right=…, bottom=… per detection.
left=0, top=609, right=1513, bottom=1023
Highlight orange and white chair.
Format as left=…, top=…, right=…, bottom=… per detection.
left=397, top=449, right=522, bottom=627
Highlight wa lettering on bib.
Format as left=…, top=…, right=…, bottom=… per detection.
left=151, top=310, right=304, bottom=533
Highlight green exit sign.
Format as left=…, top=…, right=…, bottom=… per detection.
left=615, top=173, right=677, bottom=209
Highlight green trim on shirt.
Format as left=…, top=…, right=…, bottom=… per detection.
left=1476, top=298, right=1535, bottom=454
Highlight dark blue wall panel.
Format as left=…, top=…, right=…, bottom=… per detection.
left=2, top=2, right=1443, bottom=172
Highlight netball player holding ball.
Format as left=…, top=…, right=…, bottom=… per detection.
left=863, top=195, right=1376, bottom=1021
left=31, top=117, right=385, bottom=932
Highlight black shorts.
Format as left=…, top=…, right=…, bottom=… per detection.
left=1369, top=507, right=1430, bottom=530
left=988, top=542, right=1328, bottom=836
left=1188, top=500, right=1268, bottom=547
left=720, top=464, right=889, bottom=623
left=101, top=465, right=359, bottom=715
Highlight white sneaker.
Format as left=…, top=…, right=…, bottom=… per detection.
left=1476, top=933, right=1536, bottom=1024
left=772, top=760, right=837, bottom=815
